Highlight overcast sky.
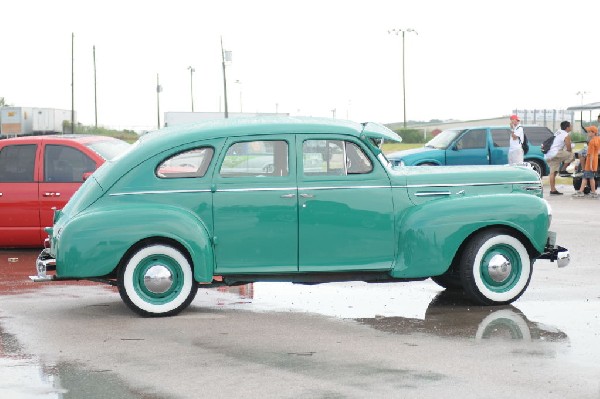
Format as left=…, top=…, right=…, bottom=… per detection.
left=2, top=0, right=599, bottom=131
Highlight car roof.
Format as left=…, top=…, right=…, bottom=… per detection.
left=0, top=134, right=122, bottom=144
left=140, top=116, right=398, bottom=149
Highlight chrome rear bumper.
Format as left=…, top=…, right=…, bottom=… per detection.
left=29, top=249, right=57, bottom=282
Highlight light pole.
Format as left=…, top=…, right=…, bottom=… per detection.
left=235, top=80, right=243, bottom=112
left=221, top=36, right=232, bottom=118
left=388, top=28, right=418, bottom=129
left=93, top=45, right=98, bottom=129
left=188, top=66, right=195, bottom=112
left=156, top=73, right=162, bottom=129
left=576, top=90, right=590, bottom=124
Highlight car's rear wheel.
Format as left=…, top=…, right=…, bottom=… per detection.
left=118, top=244, right=198, bottom=317
left=459, top=229, right=532, bottom=305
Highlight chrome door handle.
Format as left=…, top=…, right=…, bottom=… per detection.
left=0, top=193, right=2, bottom=197
left=280, top=193, right=296, bottom=199
left=300, top=193, right=314, bottom=198
left=43, top=192, right=61, bottom=197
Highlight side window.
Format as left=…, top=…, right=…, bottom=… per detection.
left=525, top=127, right=553, bottom=146
left=157, top=147, right=214, bottom=178
left=220, top=140, right=288, bottom=177
left=44, top=145, right=96, bottom=182
left=456, top=129, right=487, bottom=149
left=0, top=144, right=36, bottom=182
left=491, top=129, right=511, bottom=147
left=303, top=140, right=372, bottom=176
left=345, top=142, right=373, bottom=174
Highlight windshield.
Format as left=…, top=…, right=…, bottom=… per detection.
left=425, top=129, right=466, bottom=149
left=85, top=139, right=132, bottom=160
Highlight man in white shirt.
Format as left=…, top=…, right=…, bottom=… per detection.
left=508, top=115, right=524, bottom=164
left=544, top=120, right=574, bottom=195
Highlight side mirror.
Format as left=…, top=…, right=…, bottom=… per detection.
left=82, top=172, right=93, bottom=181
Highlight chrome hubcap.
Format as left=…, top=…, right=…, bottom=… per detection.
left=143, top=265, right=173, bottom=294
left=487, top=254, right=512, bottom=283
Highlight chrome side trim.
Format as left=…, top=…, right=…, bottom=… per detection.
left=110, top=189, right=212, bottom=196
left=524, top=185, right=543, bottom=191
left=217, top=187, right=297, bottom=193
left=394, top=180, right=541, bottom=189
left=414, top=191, right=451, bottom=197
left=298, top=185, right=390, bottom=191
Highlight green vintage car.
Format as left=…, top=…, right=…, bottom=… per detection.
left=31, top=117, right=569, bottom=317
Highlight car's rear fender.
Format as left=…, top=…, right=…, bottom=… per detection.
left=391, top=194, right=549, bottom=278
left=55, top=205, right=214, bottom=282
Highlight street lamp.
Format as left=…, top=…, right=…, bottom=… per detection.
left=156, top=73, right=163, bottom=129
left=188, top=66, right=195, bottom=112
left=576, top=90, right=590, bottom=124
left=235, top=79, right=243, bottom=113
left=388, top=28, right=418, bottom=129
left=221, top=36, right=232, bottom=118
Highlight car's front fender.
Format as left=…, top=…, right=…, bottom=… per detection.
left=55, top=205, right=214, bottom=282
left=391, top=194, right=550, bottom=278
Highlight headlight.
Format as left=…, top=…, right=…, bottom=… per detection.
left=543, top=198, right=552, bottom=226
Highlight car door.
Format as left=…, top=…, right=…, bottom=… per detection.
left=212, top=136, right=298, bottom=273
left=445, top=128, right=490, bottom=165
left=38, top=142, right=99, bottom=231
left=490, top=128, right=511, bottom=165
left=0, top=142, right=41, bottom=247
left=297, top=135, right=395, bottom=272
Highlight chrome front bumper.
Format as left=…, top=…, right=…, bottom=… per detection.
left=537, top=231, right=570, bottom=268
left=29, top=249, right=57, bottom=282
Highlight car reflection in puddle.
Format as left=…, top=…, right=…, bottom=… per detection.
left=0, top=328, right=171, bottom=399
left=206, top=282, right=567, bottom=344
left=354, top=289, right=568, bottom=343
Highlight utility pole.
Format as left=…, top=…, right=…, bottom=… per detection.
left=388, top=28, right=418, bottom=129
left=93, top=45, right=98, bottom=129
left=156, top=73, right=162, bottom=129
left=188, top=66, right=195, bottom=112
left=71, top=32, right=75, bottom=134
left=221, top=36, right=229, bottom=118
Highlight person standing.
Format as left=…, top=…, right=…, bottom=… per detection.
left=573, top=125, right=600, bottom=198
left=508, top=115, right=524, bottom=164
left=545, top=120, right=574, bottom=195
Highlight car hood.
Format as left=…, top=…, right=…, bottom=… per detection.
left=387, top=146, right=434, bottom=158
left=390, top=164, right=540, bottom=187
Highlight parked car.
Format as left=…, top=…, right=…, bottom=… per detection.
left=387, top=126, right=554, bottom=176
left=0, top=135, right=131, bottom=247
left=30, top=117, right=569, bottom=316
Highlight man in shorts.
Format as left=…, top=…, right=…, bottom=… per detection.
left=573, top=125, right=600, bottom=198
left=544, top=120, right=574, bottom=195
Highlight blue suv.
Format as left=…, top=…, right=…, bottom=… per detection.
left=387, top=126, right=554, bottom=176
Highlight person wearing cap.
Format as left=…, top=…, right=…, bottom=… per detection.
left=573, top=125, right=600, bottom=198
left=508, top=115, right=524, bottom=164
left=545, top=120, right=574, bottom=195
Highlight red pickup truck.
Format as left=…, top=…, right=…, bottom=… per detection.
left=0, top=135, right=130, bottom=247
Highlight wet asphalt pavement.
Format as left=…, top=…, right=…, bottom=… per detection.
left=1, top=183, right=599, bottom=398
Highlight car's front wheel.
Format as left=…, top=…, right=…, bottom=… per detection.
left=118, top=244, right=198, bottom=317
left=459, top=229, right=532, bottom=305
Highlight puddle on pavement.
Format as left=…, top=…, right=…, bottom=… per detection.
left=0, top=328, right=171, bottom=399
left=199, top=282, right=569, bottom=343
